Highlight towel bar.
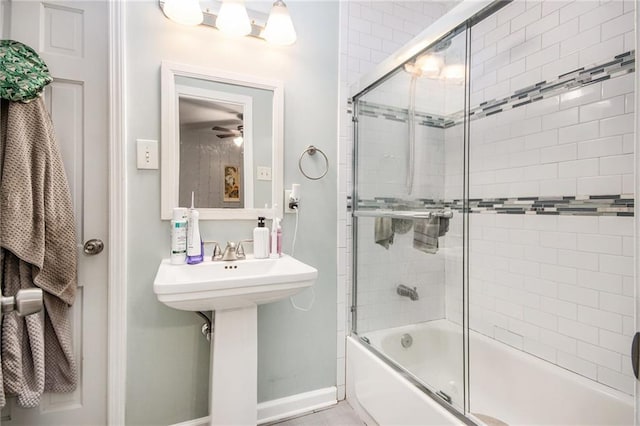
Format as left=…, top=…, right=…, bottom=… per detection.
left=353, top=210, right=454, bottom=220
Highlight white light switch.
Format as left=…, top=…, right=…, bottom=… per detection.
left=257, top=166, right=272, bottom=181
left=137, top=139, right=159, bottom=170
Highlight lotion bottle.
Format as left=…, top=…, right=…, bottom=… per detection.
left=170, top=207, right=188, bottom=264
left=253, top=217, right=269, bottom=259
left=186, top=192, right=203, bottom=264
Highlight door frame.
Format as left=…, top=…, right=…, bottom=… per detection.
left=108, top=0, right=127, bottom=424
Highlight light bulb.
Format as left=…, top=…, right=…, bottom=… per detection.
left=442, top=64, right=465, bottom=81
left=233, top=136, right=244, bottom=146
left=414, top=54, right=442, bottom=78
left=263, top=0, right=297, bottom=46
left=162, top=0, right=203, bottom=26
left=216, top=0, right=252, bottom=37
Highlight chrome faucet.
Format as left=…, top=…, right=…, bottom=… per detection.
left=397, top=284, right=419, bottom=301
left=221, top=241, right=247, bottom=261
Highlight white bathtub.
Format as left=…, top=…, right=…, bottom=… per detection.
left=347, top=319, right=634, bottom=425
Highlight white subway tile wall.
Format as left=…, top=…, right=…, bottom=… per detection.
left=458, top=0, right=635, bottom=396
left=357, top=116, right=445, bottom=201
left=462, top=214, right=635, bottom=394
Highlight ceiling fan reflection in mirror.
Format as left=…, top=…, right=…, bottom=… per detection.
left=180, top=96, right=245, bottom=146
left=212, top=119, right=244, bottom=147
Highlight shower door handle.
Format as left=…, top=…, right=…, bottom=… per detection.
left=632, top=332, right=640, bottom=379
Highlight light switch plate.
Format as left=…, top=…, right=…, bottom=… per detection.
left=257, top=166, right=272, bottom=181
left=137, top=139, right=159, bottom=169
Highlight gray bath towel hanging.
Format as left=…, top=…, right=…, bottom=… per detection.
left=0, top=97, right=77, bottom=408
left=374, top=216, right=394, bottom=249
left=413, top=216, right=450, bottom=254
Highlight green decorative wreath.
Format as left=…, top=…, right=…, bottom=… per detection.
left=0, top=40, right=52, bottom=102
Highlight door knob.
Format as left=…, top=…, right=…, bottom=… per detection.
left=83, top=239, right=104, bottom=255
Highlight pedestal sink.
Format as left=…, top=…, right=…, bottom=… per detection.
left=153, top=255, right=318, bottom=425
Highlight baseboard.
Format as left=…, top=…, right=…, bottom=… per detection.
left=169, top=387, right=338, bottom=426
left=257, top=386, right=338, bottom=424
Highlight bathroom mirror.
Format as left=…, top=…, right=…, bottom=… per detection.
left=161, top=61, right=283, bottom=220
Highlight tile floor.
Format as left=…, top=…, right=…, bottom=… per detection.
left=269, top=401, right=365, bottom=426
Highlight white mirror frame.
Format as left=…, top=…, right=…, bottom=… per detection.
left=161, top=61, right=284, bottom=220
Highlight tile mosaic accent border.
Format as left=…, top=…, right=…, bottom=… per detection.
left=471, top=50, right=635, bottom=120
left=358, top=103, right=455, bottom=128
left=355, top=195, right=634, bottom=216
left=356, top=50, right=635, bottom=129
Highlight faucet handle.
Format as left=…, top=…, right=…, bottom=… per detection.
left=236, top=239, right=252, bottom=259
left=203, top=241, right=222, bottom=261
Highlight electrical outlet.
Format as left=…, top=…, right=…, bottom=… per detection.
left=257, top=166, right=272, bottom=181
left=285, top=190, right=296, bottom=213
left=136, top=139, right=158, bottom=169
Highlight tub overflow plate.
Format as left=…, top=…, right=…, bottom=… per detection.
left=400, top=333, right=413, bottom=348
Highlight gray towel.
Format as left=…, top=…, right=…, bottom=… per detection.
left=413, top=217, right=450, bottom=254
left=439, top=217, right=450, bottom=236
left=374, top=217, right=394, bottom=249
left=392, top=218, right=413, bottom=234
left=0, top=98, right=77, bottom=408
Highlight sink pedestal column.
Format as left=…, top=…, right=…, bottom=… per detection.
left=210, top=305, right=257, bottom=425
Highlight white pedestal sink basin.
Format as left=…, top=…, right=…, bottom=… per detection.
left=153, top=255, right=318, bottom=425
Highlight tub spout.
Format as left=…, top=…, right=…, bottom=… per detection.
left=397, top=284, right=419, bottom=301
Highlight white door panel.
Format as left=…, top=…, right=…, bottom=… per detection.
left=1, top=1, right=108, bottom=424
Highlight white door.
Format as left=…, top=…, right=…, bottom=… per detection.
left=0, top=0, right=108, bottom=424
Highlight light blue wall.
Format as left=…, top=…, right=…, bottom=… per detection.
left=125, top=2, right=338, bottom=424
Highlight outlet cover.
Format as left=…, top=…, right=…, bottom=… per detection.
left=257, top=166, right=272, bottom=181
left=285, top=189, right=296, bottom=213
left=137, top=139, right=159, bottom=169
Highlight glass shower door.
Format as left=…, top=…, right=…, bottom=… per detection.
left=352, top=26, right=469, bottom=414
left=466, top=1, right=637, bottom=424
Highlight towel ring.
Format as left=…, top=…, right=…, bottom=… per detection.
left=298, top=145, right=329, bottom=180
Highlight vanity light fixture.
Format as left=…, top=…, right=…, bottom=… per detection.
left=162, top=0, right=203, bottom=26
left=159, top=0, right=297, bottom=46
left=216, top=0, right=252, bottom=37
left=262, top=0, right=297, bottom=46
